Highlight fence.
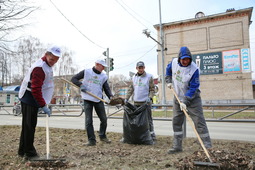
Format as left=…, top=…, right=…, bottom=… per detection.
left=1, top=103, right=255, bottom=122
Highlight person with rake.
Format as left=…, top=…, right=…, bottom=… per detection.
left=165, top=46, right=212, bottom=154
left=71, top=59, right=113, bottom=146
left=18, top=46, right=62, bottom=160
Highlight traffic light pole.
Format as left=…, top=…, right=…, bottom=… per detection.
left=106, top=48, right=110, bottom=115
left=106, top=48, right=110, bottom=78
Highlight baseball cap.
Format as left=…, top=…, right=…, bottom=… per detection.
left=96, top=59, right=108, bottom=67
left=47, top=46, right=62, bottom=58
left=136, top=61, right=145, bottom=67
left=180, top=55, right=191, bottom=59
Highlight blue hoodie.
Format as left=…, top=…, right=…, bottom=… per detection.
left=165, top=46, right=199, bottom=98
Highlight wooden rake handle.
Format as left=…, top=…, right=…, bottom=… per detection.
left=171, top=88, right=213, bottom=163
left=59, top=78, right=109, bottom=104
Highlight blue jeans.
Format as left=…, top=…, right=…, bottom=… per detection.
left=84, top=100, right=107, bottom=142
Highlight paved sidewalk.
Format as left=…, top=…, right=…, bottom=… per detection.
left=1, top=113, right=255, bottom=142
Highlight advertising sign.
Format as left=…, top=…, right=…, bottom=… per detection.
left=222, top=49, right=241, bottom=73
left=192, top=52, right=222, bottom=75
left=241, top=48, right=251, bottom=72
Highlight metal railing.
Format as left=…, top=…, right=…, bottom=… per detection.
left=1, top=103, right=255, bottom=122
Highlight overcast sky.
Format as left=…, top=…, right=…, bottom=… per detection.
left=19, top=0, right=255, bottom=78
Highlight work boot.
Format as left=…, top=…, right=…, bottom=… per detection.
left=100, top=137, right=111, bottom=143
left=168, top=134, right=183, bottom=154
left=167, top=148, right=183, bottom=154
left=85, top=140, right=96, bottom=146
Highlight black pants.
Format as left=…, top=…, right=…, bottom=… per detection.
left=18, top=102, right=38, bottom=157
left=84, top=100, right=107, bottom=142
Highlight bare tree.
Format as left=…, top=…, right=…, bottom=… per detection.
left=110, top=74, right=128, bottom=83
left=11, top=37, right=78, bottom=85
left=54, top=47, right=78, bottom=76
left=14, top=36, right=44, bottom=80
left=109, top=74, right=129, bottom=95
left=0, top=0, right=38, bottom=86
left=0, top=0, right=38, bottom=52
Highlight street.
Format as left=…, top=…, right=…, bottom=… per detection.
left=0, top=112, right=254, bottom=142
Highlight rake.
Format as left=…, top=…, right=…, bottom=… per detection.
left=171, top=88, right=219, bottom=167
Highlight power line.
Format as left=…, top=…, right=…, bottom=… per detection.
left=115, top=45, right=156, bottom=69
left=111, top=46, right=155, bottom=57
left=115, top=0, right=160, bottom=38
left=119, top=0, right=155, bottom=26
left=115, top=0, right=158, bottom=36
left=49, top=0, right=105, bottom=49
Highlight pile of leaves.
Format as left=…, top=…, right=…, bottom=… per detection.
left=174, top=149, right=254, bottom=169
left=25, top=160, right=73, bottom=169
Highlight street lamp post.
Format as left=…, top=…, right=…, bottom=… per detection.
left=142, top=0, right=166, bottom=105
left=158, top=0, right=166, bottom=105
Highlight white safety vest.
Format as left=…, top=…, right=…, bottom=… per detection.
left=19, top=59, right=54, bottom=105
left=133, top=72, right=153, bottom=102
left=81, top=68, right=107, bottom=102
left=171, top=58, right=198, bottom=101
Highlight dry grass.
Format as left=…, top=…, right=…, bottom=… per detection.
left=0, top=125, right=254, bottom=170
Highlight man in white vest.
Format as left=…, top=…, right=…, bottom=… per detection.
left=165, top=46, right=212, bottom=154
left=125, top=61, right=156, bottom=141
left=18, top=46, right=62, bottom=160
left=71, top=59, right=113, bottom=146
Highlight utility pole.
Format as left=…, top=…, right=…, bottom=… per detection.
left=142, top=0, right=166, bottom=105
left=159, top=0, right=166, bottom=105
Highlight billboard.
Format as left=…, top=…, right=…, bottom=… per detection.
left=241, top=48, right=251, bottom=73
left=222, top=49, right=241, bottom=73
left=192, top=52, right=222, bottom=75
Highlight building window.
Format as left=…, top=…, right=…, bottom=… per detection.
left=6, top=94, right=10, bottom=104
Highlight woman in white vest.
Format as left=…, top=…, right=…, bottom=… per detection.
left=165, top=46, right=212, bottom=154
left=18, top=46, right=61, bottom=160
left=125, top=61, right=156, bottom=141
left=71, top=59, right=113, bottom=146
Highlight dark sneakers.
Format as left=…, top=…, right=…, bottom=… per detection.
left=24, top=153, right=40, bottom=160
left=85, top=141, right=96, bottom=146
left=85, top=138, right=111, bottom=146
left=167, top=148, right=183, bottom=154
left=100, top=138, right=111, bottom=143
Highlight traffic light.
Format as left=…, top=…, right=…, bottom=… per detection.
left=110, top=58, right=114, bottom=71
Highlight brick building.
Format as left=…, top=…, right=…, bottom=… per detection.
left=154, top=7, right=253, bottom=103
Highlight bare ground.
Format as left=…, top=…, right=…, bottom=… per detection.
left=0, top=125, right=254, bottom=170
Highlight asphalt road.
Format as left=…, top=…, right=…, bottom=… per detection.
left=0, top=112, right=254, bottom=142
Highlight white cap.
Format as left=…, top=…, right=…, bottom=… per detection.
left=47, top=46, right=62, bottom=58
left=96, top=59, right=108, bottom=67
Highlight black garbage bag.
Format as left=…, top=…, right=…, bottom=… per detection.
left=123, top=102, right=153, bottom=145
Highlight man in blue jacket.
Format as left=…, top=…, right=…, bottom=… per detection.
left=165, top=46, right=212, bottom=154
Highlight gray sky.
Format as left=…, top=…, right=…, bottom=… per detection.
left=19, top=0, right=255, bottom=78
